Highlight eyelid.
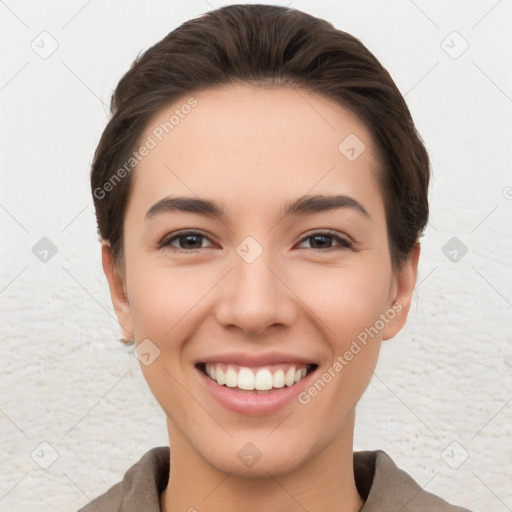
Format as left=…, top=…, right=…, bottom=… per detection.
left=159, top=228, right=354, bottom=252
left=158, top=229, right=217, bottom=250
left=296, top=229, right=354, bottom=250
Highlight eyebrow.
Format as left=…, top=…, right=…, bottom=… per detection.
left=145, top=194, right=369, bottom=220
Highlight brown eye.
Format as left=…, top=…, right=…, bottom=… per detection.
left=298, top=231, right=353, bottom=251
left=160, top=230, right=215, bottom=252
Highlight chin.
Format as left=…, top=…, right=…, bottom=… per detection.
left=211, top=450, right=306, bottom=479
left=195, top=431, right=321, bottom=479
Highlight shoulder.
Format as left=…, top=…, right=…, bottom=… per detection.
left=354, top=449, right=473, bottom=512
left=76, top=446, right=169, bottom=512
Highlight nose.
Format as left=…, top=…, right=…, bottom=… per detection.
left=215, top=248, right=298, bottom=336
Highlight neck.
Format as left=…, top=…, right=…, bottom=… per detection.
left=161, top=412, right=364, bottom=512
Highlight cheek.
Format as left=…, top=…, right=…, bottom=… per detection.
left=292, top=264, right=389, bottom=400
left=126, top=253, right=392, bottom=349
left=127, top=263, right=217, bottom=341
left=293, top=262, right=392, bottom=344
left=126, top=267, right=201, bottom=415
left=294, top=268, right=386, bottom=423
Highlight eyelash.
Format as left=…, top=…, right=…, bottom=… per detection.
left=158, top=229, right=354, bottom=253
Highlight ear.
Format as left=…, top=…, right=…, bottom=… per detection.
left=382, top=243, right=420, bottom=340
left=101, top=243, right=134, bottom=341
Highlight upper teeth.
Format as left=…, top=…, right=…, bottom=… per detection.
left=204, top=363, right=308, bottom=391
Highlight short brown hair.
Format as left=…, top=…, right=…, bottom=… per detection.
left=91, top=4, right=430, bottom=271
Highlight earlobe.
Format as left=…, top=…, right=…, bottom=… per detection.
left=382, top=243, right=421, bottom=341
left=101, top=243, right=134, bottom=340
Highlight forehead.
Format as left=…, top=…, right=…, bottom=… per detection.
left=129, top=84, right=383, bottom=218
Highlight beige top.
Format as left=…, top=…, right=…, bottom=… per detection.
left=77, top=447, right=472, bottom=511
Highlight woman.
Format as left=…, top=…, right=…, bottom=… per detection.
left=81, top=4, right=472, bottom=511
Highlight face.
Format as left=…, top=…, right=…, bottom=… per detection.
left=103, top=84, right=418, bottom=477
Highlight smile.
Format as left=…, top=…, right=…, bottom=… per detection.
left=201, top=362, right=315, bottom=393
left=196, top=359, right=318, bottom=415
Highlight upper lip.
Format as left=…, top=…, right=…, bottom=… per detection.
left=196, top=352, right=318, bottom=368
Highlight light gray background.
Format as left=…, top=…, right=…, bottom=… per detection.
left=1, top=1, right=511, bottom=511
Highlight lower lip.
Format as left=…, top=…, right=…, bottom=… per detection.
left=197, top=366, right=316, bottom=416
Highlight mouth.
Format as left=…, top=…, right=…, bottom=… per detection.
left=196, top=362, right=319, bottom=394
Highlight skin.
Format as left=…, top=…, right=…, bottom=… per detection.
left=102, top=84, right=419, bottom=512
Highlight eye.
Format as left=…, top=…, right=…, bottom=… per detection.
left=159, top=230, right=215, bottom=252
left=159, top=229, right=353, bottom=253
left=297, top=231, right=353, bottom=251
